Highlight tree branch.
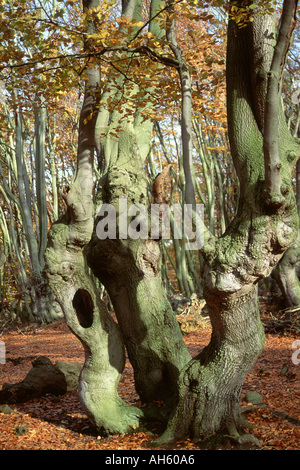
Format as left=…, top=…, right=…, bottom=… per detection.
left=0, top=46, right=179, bottom=75
left=263, top=0, right=298, bottom=208
left=166, top=0, right=195, bottom=208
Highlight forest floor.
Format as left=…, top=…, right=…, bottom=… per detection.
left=0, top=295, right=299, bottom=451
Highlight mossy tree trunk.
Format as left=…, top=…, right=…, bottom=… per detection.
left=272, top=159, right=300, bottom=306
left=86, top=0, right=191, bottom=405
left=157, top=0, right=300, bottom=444
left=45, top=0, right=144, bottom=435
left=45, top=0, right=191, bottom=436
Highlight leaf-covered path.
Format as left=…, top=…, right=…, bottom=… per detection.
left=0, top=308, right=299, bottom=451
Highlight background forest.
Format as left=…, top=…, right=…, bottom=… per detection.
left=0, top=0, right=299, bottom=325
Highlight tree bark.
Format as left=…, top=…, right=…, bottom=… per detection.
left=87, top=236, right=190, bottom=404
left=272, top=238, right=300, bottom=306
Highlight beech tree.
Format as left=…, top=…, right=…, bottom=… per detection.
left=44, top=0, right=192, bottom=435
left=160, top=0, right=300, bottom=443
left=4, top=0, right=297, bottom=444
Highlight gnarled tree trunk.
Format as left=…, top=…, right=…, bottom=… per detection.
left=85, top=0, right=191, bottom=406
left=45, top=0, right=144, bottom=435
left=45, top=0, right=191, bottom=436
left=158, top=0, right=300, bottom=444
left=45, top=0, right=299, bottom=443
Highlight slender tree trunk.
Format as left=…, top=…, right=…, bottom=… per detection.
left=45, top=0, right=145, bottom=434
left=166, top=0, right=195, bottom=209
left=152, top=121, right=201, bottom=294
left=49, top=119, right=59, bottom=222
left=35, top=101, right=48, bottom=268
left=15, top=112, right=57, bottom=323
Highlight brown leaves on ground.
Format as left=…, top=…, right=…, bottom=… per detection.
left=0, top=307, right=299, bottom=451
